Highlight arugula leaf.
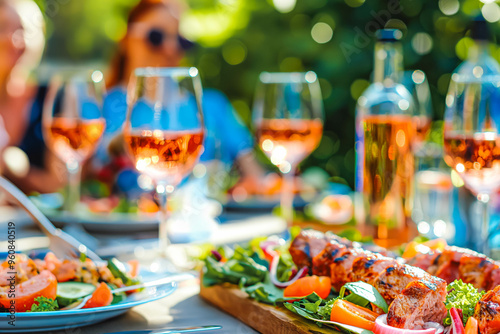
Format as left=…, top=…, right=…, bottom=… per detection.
left=444, top=279, right=484, bottom=326
left=202, top=256, right=267, bottom=287
left=284, top=299, right=374, bottom=334
left=276, top=254, right=294, bottom=283
left=317, top=297, right=338, bottom=319
left=241, top=273, right=297, bottom=304
left=339, top=281, right=388, bottom=313
left=284, top=302, right=323, bottom=322
left=29, top=297, right=59, bottom=312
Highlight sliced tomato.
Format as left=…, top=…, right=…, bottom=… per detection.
left=283, top=276, right=331, bottom=299
left=465, top=317, right=478, bottom=334
left=0, top=270, right=57, bottom=312
left=330, top=299, right=378, bottom=331
left=83, top=282, right=113, bottom=309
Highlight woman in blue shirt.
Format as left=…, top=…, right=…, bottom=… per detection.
left=92, top=0, right=266, bottom=196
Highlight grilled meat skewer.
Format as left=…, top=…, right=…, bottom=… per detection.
left=290, top=230, right=448, bottom=329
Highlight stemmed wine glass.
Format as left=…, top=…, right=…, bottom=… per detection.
left=253, top=71, right=323, bottom=233
left=443, top=74, right=500, bottom=255
left=43, top=70, right=106, bottom=212
left=124, top=67, right=204, bottom=263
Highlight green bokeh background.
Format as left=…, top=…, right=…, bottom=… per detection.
left=33, top=0, right=493, bottom=187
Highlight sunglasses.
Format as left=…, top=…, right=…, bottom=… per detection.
left=146, top=28, right=194, bottom=51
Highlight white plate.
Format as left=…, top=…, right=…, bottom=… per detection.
left=0, top=270, right=177, bottom=333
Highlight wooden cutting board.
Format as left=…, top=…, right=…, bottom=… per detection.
left=199, top=282, right=334, bottom=334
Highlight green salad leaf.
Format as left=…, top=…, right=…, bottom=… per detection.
left=202, top=236, right=298, bottom=305
left=316, top=297, right=338, bottom=319
left=29, top=297, right=59, bottom=312
left=284, top=296, right=374, bottom=334
left=339, top=281, right=388, bottom=313
left=202, top=255, right=267, bottom=287
left=444, top=279, right=484, bottom=326
left=241, top=273, right=296, bottom=304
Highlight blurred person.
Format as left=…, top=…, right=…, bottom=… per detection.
left=0, top=0, right=65, bottom=193
left=96, top=0, right=272, bottom=200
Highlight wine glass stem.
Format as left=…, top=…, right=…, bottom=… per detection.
left=65, top=161, right=81, bottom=212
left=156, top=183, right=171, bottom=256
left=281, top=167, right=295, bottom=232
left=478, top=193, right=491, bottom=256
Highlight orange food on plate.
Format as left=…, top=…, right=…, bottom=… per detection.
left=0, top=270, right=57, bottom=312
left=465, top=317, right=478, bottom=334
left=85, top=197, right=120, bottom=214
left=283, top=276, right=331, bottom=299
left=137, top=196, right=159, bottom=213
left=83, top=282, right=113, bottom=309
left=330, top=299, right=378, bottom=331
left=53, top=260, right=78, bottom=282
left=42, top=252, right=77, bottom=282
left=402, top=238, right=447, bottom=259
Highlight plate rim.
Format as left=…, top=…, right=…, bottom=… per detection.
left=5, top=271, right=177, bottom=318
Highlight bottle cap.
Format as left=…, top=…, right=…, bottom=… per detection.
left=376, top=29, right=403, bottom=42
left=470, top=15, right=491, bottom=41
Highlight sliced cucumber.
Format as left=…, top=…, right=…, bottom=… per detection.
left=56, top=282, right=96, bottom=307
left=108, top=258, right=130, bottom=283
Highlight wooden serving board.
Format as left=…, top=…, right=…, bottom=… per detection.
left=199, top=282, right=334, bottom=334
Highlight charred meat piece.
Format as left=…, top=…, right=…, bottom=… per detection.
left=373, top=263, right=429, bottom=305
left=362, top=244, right=398, bottom=259
left=289, top=230, right=328, bottom=270
left=387, top=276, right=447, bottom=329
left=351, top=254, right=398, bottom=286
left=330, top=248, right=372, bottom=292
left=325, top=232, right=356, bottom=248
left=474, top=285, right=500, bottom=334
left=489, top=267, right=500, bottom=291
left=405, top=251, right=440, bottom=273
left=458, top=251, right=497, bottom=290
left=312, top=240, right=347, bottom=277
left=428, top=246, right=468, bottom=283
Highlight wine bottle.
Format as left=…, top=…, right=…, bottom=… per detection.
left=355, top=29, right=416, bottom=248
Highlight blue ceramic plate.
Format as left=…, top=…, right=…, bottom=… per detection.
left=0, top=270, right=177, bottom=333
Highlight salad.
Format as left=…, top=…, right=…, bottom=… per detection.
left=202, top=231, right=488, bottom=334
left=0, top=253, right=140, bottom=312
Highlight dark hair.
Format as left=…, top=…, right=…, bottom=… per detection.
left=106, top=0, right=176, bottom=88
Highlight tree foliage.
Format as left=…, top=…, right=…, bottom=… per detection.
left=37, top=0, right=490, bottom=186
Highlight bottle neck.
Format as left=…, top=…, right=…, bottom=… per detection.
left=467, top=41, right=489, bottom=62
left=373, top=41, right=403, bottom=85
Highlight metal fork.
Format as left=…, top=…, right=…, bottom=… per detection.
left=0, top=176, right=102, bottom=262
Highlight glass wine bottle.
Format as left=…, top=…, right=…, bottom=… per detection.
left=355, top=29, right=415, bottom=248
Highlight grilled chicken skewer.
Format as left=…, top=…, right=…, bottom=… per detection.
left=406, top=246, right=500, bottom=291
left=290, top=230, right=448, bottom=329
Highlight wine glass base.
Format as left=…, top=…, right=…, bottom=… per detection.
left=147, top=244, right=195, bottom=273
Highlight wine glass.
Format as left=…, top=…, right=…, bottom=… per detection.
left=123, top=67, right=204, bottom=262
left=443, top=74, right=500, bottom=255
left=253, top=71, right=323, bottom=233
left=43, top=70, right=106, bottom=212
